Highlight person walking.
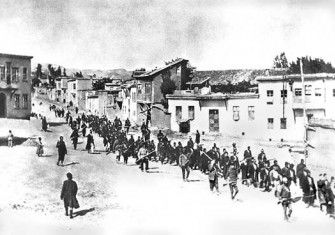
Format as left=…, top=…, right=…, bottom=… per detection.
left=42, top=116, right=48, bottom=132
left=85, top=130, right=95, bottom=153
left=7, top=130, right=14, bottom=147
left=179, top=147, right=190, bottom=181
left=56, top=136, right=67, bottom=166
left=195, top=130, right=200, bottom=145
left=36, top=137, right=44, bottom=157
left=278, top=177, right=293, bottom=221
left=60, top=172, right=79, bottom=219
left=70, top=128, right=79, bottom=150
left=227, top=161, right=239, bottom=200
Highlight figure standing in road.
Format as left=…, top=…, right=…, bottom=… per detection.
left=60, top=172, right=79, bottom=219
left=56, top=136, right=67, bottom=166
left=70, top=128, right=79, bottom=150
left=36, top=137, right=44, bottom=157
left=8, top=130, right=14, bottom=148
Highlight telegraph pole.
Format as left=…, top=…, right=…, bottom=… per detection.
left=300, top=58, right=308, bottom=163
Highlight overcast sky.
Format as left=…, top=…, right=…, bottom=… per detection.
left=0, top=0, right=334, bottom=70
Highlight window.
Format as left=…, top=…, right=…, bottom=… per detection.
left=73, top=83, right=76, bottom=90
left=12, top=67, right=19, bottom=82
left=248, top=106, right=255, bottom=120
left=132, top=91, right=136, bottom=102
left=0, top=66, right=5, bottom=81
left=176, top=106, right=182, bottom=121
left=233, top=106, right=240, bottom=121
left=267, top=90, right=273, bottom=97
left=294, top=88, right=302, bottom=96
left=14, top=94, right=20, bottom=108
left=23, top=94, right=28, bottom=109
left=145, top=83, right=151, bottom=94
left=267, top=101, right=273, bottom=105
left=137, top=84, right=142, bottom=94
left=315, top=88, right=322, bottom=96
left=305, top=85, right=312, bottom=96
left=267, top=118, right=274, bottom=129
left=333, top=89, right=335, bottom=97
left=188, top=106, right=194, bottom=120
left=280, top=118, right=287, bottom=129
left=22, top=68, right=27, bottom=80
left=280, top=90, right=287, bottom=98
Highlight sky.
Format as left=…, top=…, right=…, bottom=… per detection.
left=0, top=0, right=334, bottom=71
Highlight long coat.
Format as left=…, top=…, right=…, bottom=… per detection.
left=301, top=175, right=317, bottom=200
left=60, top=179, right=79, bottom=208
left=56, top=140, right=67, bottom=156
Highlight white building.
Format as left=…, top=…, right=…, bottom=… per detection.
left=119, top=81, right=137, bottom=124
left=167, top=73, right=335, bottom=142
left=67, top=78, right=92, bottom=108
left=167, top=89, right=260, bottom=137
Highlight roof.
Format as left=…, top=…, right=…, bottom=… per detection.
left=166, top=90, right=258, bottom=100
left=189, top=69, right=289, bottom=86
left=133, top=58, right=188, bottom=79
left=256, top=73, right=335, bottom=82
left=0, top=53, right=33, bottom=59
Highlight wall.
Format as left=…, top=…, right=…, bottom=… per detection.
left=0, top=55, right=32, bottom=119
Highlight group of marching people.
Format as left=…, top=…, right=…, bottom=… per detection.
left=48, top=104, right=334, bottom=222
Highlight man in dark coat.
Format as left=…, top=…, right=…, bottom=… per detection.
left=60, top=172, right=79, bottom=219
left=85, top=130, right=95, bottom=153
left=195, top=130, right=200, bottom=145
left=70, top=128, right=79, bottom=150
left=243, top=146, right=252, bottom=159
left=56, top=136, right=67, bottom=166
left=296, top=159, right=306, bottom=187
left=301, top=170, right=316, bottom=207
left=42, top=116, right=48, bottom=132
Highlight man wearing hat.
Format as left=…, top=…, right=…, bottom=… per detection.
left=60, top=172, right=79, bottom=219
left=300, top=169, right=316, bottom=207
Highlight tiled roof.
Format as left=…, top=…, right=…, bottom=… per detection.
left=134, top=58, right=188, bottom=79
left=190, top=69, right=287, bottom=85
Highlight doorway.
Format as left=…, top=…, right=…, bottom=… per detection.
left=209, top=109, right=219, bottom=132
left=0, top=93, right=6, bottom=117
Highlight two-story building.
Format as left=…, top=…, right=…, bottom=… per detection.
left=167, top=72, right=335, bottom=142
left=119, top=80, right=137, bottom=123
left=67, top=78, right=92, bottom=109
left=133, top=58, right=189, bottom=129
left=0, top=53, right=33, bottom=119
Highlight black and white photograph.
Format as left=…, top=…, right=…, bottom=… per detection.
left=0, top=0, right=335, bottom=234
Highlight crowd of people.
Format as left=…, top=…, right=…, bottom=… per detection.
left=32, top=103, right=335, bottom=221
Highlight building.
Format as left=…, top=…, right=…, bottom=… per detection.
left=0, top=53, right=33, bottom=119
left=54, top=76, right=72, bottom=103
left=119, top=80, right=137, bottom=123
left=133, top=58, right=189, bottom=128
left=256, top=73, right=335, bottom=141
left=67, top=78, right=92, bottom=108
left=167, top=72, right=335, bottom=142
left=167, top=88, right=260, bottom=136
left=85, top=90, right=118, bottom=118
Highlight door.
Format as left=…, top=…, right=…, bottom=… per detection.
left=209, top=109, right=219, bottom=132
left=0, top=93, right=6, bottom=117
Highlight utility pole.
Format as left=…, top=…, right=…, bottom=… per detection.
left=300, top=58, right=308, bottom=163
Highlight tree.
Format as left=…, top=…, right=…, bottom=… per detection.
left=32, top=77, right=41, bottom=88
left=36, top=64, right=43, bottom=78
left=160, top=76, right=177, bottom=98
left=56, top=66, right=62, bottom=77
left=92, top=78, right=111, bottom=90
left=63, top=68, right=67, bottom=76
left=273, top=52, right=288, bottom=69
left=288, top=56, right=335, bottom=74
left=75, top=71, right=83, bottom=78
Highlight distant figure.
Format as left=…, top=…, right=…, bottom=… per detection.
left=56, top=136, right=67, bottom=166
left=60, top=172, right=79, bottom=219
left=195, top=130, right=200, bottom=145
left=81, top=122, right=87, bottom=137
left=42, top=116, right=48, bottom=132
left=124, top=118, right=131, bottom=133
left=36, top=137, right=44, bottom=157
left=70, top=128, right=79, bottom=150
left=86, top=130, right=95, bottom=153
left=75, top=107, right=79, bottom=114
left=8, top=130, right=14, bottom=147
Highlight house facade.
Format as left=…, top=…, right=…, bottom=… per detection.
left=167, top=73, right=335, bottom=142
left=0, top=53, right=33, bottom=119
left=119, top=80, right=137, bottom=123
left=167, top=89, right=260, bottom=137
left=67, top=78, right=92, bottom=108
left=133, top=58, right=189, bottom=128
